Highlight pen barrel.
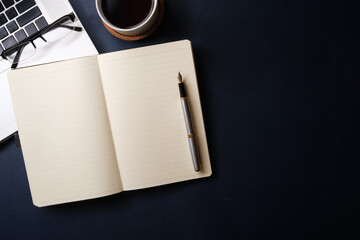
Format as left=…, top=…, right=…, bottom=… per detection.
left=188, top=136, right=201, bottom=171
left=181, top=98, right=194, bottom=134
left=181, top=98, right=201, bottom=171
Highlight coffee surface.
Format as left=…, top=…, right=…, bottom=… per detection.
left=102, top=0, right=153, bottom=29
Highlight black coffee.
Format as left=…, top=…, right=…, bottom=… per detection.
left=102, top=0, right=153, bottom=29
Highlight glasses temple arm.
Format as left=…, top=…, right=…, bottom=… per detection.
left=59, top=24, right=82, bottom=32
left=11, top=44, right=27, bottom=69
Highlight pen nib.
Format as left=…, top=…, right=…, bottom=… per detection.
left=178, top=72, right=183, bottom=83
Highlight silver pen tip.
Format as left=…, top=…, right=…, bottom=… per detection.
left=178, top=72, right=183, bottom=83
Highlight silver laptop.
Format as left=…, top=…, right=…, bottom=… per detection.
left=0, top=0, right=98, bottom=142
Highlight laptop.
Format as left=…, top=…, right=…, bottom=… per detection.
left=0, top=0, right=98, bottom=142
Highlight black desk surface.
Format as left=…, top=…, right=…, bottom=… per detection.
left=1, top=0, right=359, bottom=239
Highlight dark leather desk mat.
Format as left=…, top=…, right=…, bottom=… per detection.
left=0, top=0, right=359, bottom=239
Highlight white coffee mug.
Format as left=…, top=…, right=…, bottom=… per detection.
left=95, top=0, right=159, bottom=37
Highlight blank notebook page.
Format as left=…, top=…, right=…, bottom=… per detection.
left=98, top=40, right=211, bottom=190
left=8, top=56, right=123, bottom=207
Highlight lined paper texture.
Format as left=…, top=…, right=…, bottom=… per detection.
left=98, top=40, right=211, bottom=190
left=8, top=56, right=122, bottom=207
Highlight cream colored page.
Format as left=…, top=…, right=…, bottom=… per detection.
left=8, top=56, right=122, bottom=207
left=98, top=40, right=211, bottom=190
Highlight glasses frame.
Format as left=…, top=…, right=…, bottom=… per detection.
left=1, top=12, right=82, bottom=69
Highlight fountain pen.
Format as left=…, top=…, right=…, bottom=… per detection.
left=178, top=72, right=201, bottom=172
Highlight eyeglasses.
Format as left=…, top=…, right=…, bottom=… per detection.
left=0, top=13, right=82, bottom=70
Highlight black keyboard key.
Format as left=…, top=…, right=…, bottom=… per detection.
left=35, top=17, right=47, bottom=31
left=0, top=44, right=3, bottom=55
left=25, top=23, right=37, bottom=36
left=0, top=13, right=7, bottom=26
left=14, top=29, right=26, bottom=42
left=2, top=35, right=17, bottom=49
left=15, top=0, right=35, bottom=14
left=2, top=0, right=15, bottom=8
left=16, top=6, right=41, bottom=27
left=6, top=20, right=18, bottom=33
left=5, top=7, right=18, bottom=20
left=0, top=26, right=8, bottom=39
left=0, top=3, right=4, bottom=13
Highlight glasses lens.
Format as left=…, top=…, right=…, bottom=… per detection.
left=42, top=16, right=75, bottom=43
left=5, top=42, right=36, bottom=64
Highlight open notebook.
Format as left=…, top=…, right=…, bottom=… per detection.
left=8, top=40, right=211, bottom=207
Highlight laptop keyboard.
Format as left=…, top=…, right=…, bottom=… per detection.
left=0, top=0, right=48, bottom=55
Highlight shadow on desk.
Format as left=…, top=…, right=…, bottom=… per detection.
left=0, top=137, right=14, bottom=152
left=46, top=176, right=212, bottom=214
